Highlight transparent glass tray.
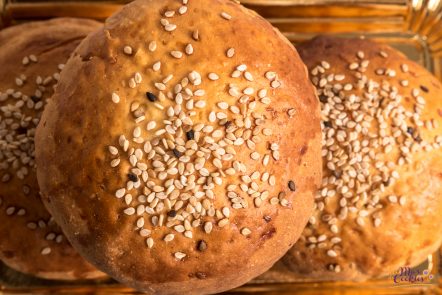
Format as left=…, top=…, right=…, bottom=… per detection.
left=0, top=0, right=441, bottom=293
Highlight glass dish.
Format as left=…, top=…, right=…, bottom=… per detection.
left=0, top=0, right=441, bottom=293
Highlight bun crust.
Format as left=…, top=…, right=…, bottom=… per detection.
left=284, top=35, right=442, bottom=281
left=35, top=0, right=321, bottom=293
left=0, top=18, right=104, bottom=280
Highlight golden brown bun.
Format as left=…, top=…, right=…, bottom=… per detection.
left=35, top=0, right=322, bottom=293
left=284, top=35, right=442, bottom=281
left=0, top=18, right=105, bottom=280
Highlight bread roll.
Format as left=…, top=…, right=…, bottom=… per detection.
left=284, top=35, right=442, bottom=281
left=35, top=0, right=321, bottom=293
left=0, top=18, right=104, bottom=280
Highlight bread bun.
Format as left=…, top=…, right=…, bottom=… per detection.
left=0, top=19, right=104, bottom=280
left=35, top=0, right=322, bottom=293
left=284, top=35, right=442, bottom=280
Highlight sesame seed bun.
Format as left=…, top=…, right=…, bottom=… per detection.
left=35, top=0, right=322, bottom=293
left=0, top=18, right=104, bottom=280
left=283, top=35, right=442, bottom=280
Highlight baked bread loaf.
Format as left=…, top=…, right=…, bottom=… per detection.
left=0, top=18, right=104, bottom=280
left=35, top=0, right=322, bottom=293
left=284, top=35, right=442, bottom=280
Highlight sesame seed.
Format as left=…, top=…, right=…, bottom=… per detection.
left=237, top=64, right=247, bottom=72
left=271, top=80, right=281, bottom=89
left=192, top=30, right=200, bottom=41
left=241, top=228, right=251, bottom=236
left=133, top=126, right=141, bottom=138
left=146, top=92, right=158, bottom=102
left=194, top=89, right=205, bottom=96
left=420, top=85, right=429, bottom=93
left=140, top=229, right=151, bottom=237
left=186, top=130, right=195, bottom=140
left=250, top=152, right=260, bottom=160
left=165, top=23, right=177, bottom=32
left=197, top=240, right=207, bottom=251
left=148, top=41, right=157, bottom=52
left=265, top=71, right=276, bottom=80
left=123, top=46, right=133, bottom=55
left=288, top=180, right=296, bottom=191
left=111, top=159, right=121, bottom=167
left=41, top=247, right=51, bottom=255
left=179, top=6, right=188, bottom=14
left=217, top=102, right=229, bottom=109
left=222, top=207, right=230, bottom=217
left=124, top=207, right=136, bottom=215
left=111, top=92, right=120, bottom=104
left=243, top=87, right=254, bottom=95
left=327, top=249, right=338, bottom=257
left=231, top=70, right=241, bottom=78
left=218, top=218, right=229, bottom=227
left=27, top=222, right=37, bottom=229
left=221, top=12, right=232, bottom=20
left=128, top=78, right=136, bottom=88
left=154, top=83, right=166, bottom=91
left=146, top=238, right=154, bottom=248
left=174, top=252, right=186, bottom=260
left=127, top=173, right=138, bottom=182
left=163, top=75, right=173, bottom=84
left=137, top=218, right=145, bottom=228
left=174, top=225, right=185, bottom=232
left=204, top=222, right=213, bottom=233
left=388, top=195, right=398, bottom=203
left=6, top=207, right=15, bottom=215
left=348, top=62, right=358, bottom=70
left=195, top=100, right=206, bottom=109
left=228, top=87, right=240, bottom=97
left=164, top=234, right=175, bottom=242
left=244, top=72, right=254, bottom=82
left=263, top=128, right=272, bottom=136
left=287, top=108, right=296, bottom=118
left=399, top=196, right=407, bottom=206
left=416, top=96, right=426, bottom=105
left=171, top=51, right=183, bottom=59
left=167, top=210, right=177, bottom=217
left=146, top=121, right=157, bottom=130
left=401, top=63, right=409, bottom=73
left=185, top=44, right=194, bottom=55
left=208, top=73, right=219, bottom=81
left=226, top=48, right=235, bottom=58
left=380, top=50, right=388, bottom=58
left=374, top=218, right=382, bottom=227
left=134, top=73, right=142, bottom=84
left=153, top=61, right=161, bottom=72
left=163, top=10, right=174, bottom=18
